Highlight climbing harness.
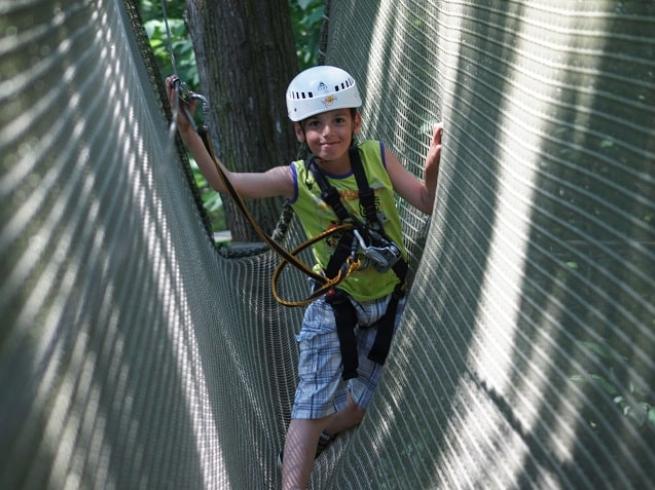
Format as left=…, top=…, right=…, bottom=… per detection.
left=303, top=147, right=409, bottom=379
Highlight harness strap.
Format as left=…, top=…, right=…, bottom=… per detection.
left=326, top=290, right=359, bottom=380
left=368, top=280, right=405, bottom=365
left=308, top=160, right=351, bottom=222
left=307, top=147, right=409, bottom=379
left=325, top=232, right=355, bottom=279
left=349, top=148, right=380, bottom=229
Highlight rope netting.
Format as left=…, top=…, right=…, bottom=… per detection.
left=1, top=0, right=653, bottom=489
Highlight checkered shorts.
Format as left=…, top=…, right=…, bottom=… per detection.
left=291, top=292, right=406, bottom=420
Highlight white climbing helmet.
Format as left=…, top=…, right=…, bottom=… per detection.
left=286, top=65, right=362, bottom=122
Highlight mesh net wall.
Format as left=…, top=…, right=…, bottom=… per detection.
left=1, top=0, right=654, bottom=489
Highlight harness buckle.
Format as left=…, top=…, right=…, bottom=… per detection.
left=352, top=229, right=402, bottom=273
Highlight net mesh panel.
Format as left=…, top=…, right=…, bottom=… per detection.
left=1, top=0, right=653, bottom=489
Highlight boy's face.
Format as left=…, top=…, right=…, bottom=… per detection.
left=294, top=108, right=361, bottom=162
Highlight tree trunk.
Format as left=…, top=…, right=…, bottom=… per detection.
left=185, top=0, right=299, bottom=242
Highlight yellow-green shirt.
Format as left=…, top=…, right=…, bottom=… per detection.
left=289, top=140, right=407, bottom=302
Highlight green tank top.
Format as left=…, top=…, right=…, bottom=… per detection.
left=289, top=140, right=407, bottom=302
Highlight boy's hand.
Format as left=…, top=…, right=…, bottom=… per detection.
left=425, top=122, right=443, bottom=175
left=423, top=122, right=443, bottom=202
left=165, top=75, right=197, bottom=134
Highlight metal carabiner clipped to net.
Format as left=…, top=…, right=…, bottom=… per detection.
left=170, top=75, right=209, bottom=132
left=160, top=0, right=208, bottom=132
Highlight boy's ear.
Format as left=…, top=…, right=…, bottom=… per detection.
left=353, top=112, right=362, bottom=135
left=293, top=122, right=305, bottom=143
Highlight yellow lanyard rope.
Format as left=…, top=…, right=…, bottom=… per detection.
left=196, top=126, right=360, bottom=307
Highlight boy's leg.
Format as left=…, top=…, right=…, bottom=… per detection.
left=286, top=297, right=345, bottom=489
left=324, top=393, right=365, bottom=436
left=282, top=396, right=364, bottom=490
left=283, top=294, right=405, bottom=487
left=282, top=416, right=329, bottom=490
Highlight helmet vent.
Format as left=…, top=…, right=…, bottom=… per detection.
left=286, top=66, right=362, bottom=121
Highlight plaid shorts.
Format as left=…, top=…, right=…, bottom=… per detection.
left=291, top=292, right=406, bottom=420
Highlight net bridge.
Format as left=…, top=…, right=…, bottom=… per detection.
left=1, top=0, right=654, bottom=488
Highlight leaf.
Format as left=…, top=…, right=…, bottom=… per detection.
left=305, top=9, right=324, bottom=25
left=143, top=19, right=160, bottom=37
left=577, top=340, right=626, bottom=364
left=297, top=0, right=314, bottom=10
left=624, top=402, right=649, bottom=426
left=591, top=374, right=620, bottom=396
left=568, top=373, right=619, bottom=396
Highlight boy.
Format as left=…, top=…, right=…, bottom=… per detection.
left=166, top=65, right=442, bottom=489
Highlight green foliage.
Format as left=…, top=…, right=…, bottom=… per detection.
left=571, top=339, right=654, bottom=430
left=144, top=18, right=199, bottom=89
left=139, top=0, right=324, bottom=234
left=139, top=1, right=198, bottom=90
left=289, top=0, right=325, bottom=69
left=139, top=1, right=217, bottom=229
left=190, top=158, right=226, bottom=230
left=139, top=0, right=185, bottom=19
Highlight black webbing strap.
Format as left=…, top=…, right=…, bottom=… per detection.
left=308, top=157, right=357, bottom=280
left=325, top=233, right=354, bottom=279
left=308, top=159, right=351, bottom=222
left=349, top=148, right=380, bottom=229
left=367, top=259, right=408, bottom=364
left=325, top=290, right=359, bottom=380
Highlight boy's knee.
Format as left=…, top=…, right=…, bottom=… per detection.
left=348, top=400, right=366, bottom=423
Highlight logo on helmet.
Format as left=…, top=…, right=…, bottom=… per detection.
left=321, top=95, right=337, bottom=109
left=317, top=82, right=328, bottom=93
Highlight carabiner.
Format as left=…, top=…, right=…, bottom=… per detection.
left=171, top=76, right=209, bottom=132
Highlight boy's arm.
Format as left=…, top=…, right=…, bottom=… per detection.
left=167, top=77, right=294, bottom=200
left=385, top=123, right=443, bottom=214
left=179, top=129, right=293, bottom=199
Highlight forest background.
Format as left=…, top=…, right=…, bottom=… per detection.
left=138, top=0, right=325, bottom=235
